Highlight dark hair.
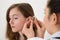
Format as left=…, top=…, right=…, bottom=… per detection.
left=47, top=0, right=60, bottom=24
left=6, top=3, right=34, bottom=40
left=47, top=0, right=60, bottom=15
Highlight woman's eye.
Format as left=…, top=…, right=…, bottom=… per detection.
left=14, top=18, right=18, bottom=19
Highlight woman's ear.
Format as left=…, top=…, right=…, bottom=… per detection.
left=26, top=16, right=32, bottom=21
left=50, top=13, right=57, bottom=25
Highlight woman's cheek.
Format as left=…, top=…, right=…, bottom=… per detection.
left=16, top=20, right=25, bottom=31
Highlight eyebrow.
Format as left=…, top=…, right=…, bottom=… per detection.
left=12, top=14, right=19, bottom=16
left=9, top=14, right=19, bottom=18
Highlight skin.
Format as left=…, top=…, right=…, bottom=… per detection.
left=22, top=7, right=60, bottom=39
left=22, top=18, right=35, bottom=38
left=9, top=7, right=26, bottom=40
left=44, top=7, right=60, bottom=34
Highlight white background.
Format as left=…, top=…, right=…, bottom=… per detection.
left=0, top=0, right=51, bottom=40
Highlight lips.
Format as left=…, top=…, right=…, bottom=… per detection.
left=11, top=26, right=15, bottom=28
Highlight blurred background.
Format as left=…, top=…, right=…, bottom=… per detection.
left=0, top=0, right=51, bottom=40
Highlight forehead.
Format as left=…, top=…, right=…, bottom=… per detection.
left=44, top=7, right=50, bottom=12
left=9, top=7, right=22, bottom=17
left=45, top=7, right=50, bottom=11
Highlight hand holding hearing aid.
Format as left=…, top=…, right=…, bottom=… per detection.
left=34, top=18, right=45, bottom=38
left=22, top=16, right=45, bottom=38
left=32, top=16, right=45, bottom=38
left=22, top=16, right=35, bottom=39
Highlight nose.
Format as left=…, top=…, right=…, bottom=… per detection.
left=9, top=19, right=14, bottom=25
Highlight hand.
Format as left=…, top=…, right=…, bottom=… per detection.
left=34, top=19, right=45, bottom=38
left=22, top=18, right=35, bottom=39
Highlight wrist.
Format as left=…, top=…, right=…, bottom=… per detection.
left=27, top=34, right=35, bottom=39
left=37, top=33, right=44, bottom=38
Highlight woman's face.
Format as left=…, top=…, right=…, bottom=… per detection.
left=9, top=7, right=26, bottom=32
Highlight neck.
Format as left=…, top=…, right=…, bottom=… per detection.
left=19, top=32, right=25, bottom=40
left=51, top=25, right=60, bottom=35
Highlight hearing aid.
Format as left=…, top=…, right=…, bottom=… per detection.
left=32, top=16, right=36, bottom=21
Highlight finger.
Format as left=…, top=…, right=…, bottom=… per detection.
left=30, top=19, right=33, bottom=29
left=34, top=19, right=40, bottom=29
left=23, top=20, right=30, bottom=29
left=37, top=20, right=43, bottom=28
left=37, top=20, right=45, bottom=30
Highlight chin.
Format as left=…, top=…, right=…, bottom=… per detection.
left=47, top=30, right=52, bottom=35
left=12, top=29, right=18, bottom=32
left=12, top=29, right=21, bottom=33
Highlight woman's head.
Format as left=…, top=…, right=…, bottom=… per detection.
left=6, top=3, right=34, bottom=40
left=44, top=0, right=60, bottom=34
